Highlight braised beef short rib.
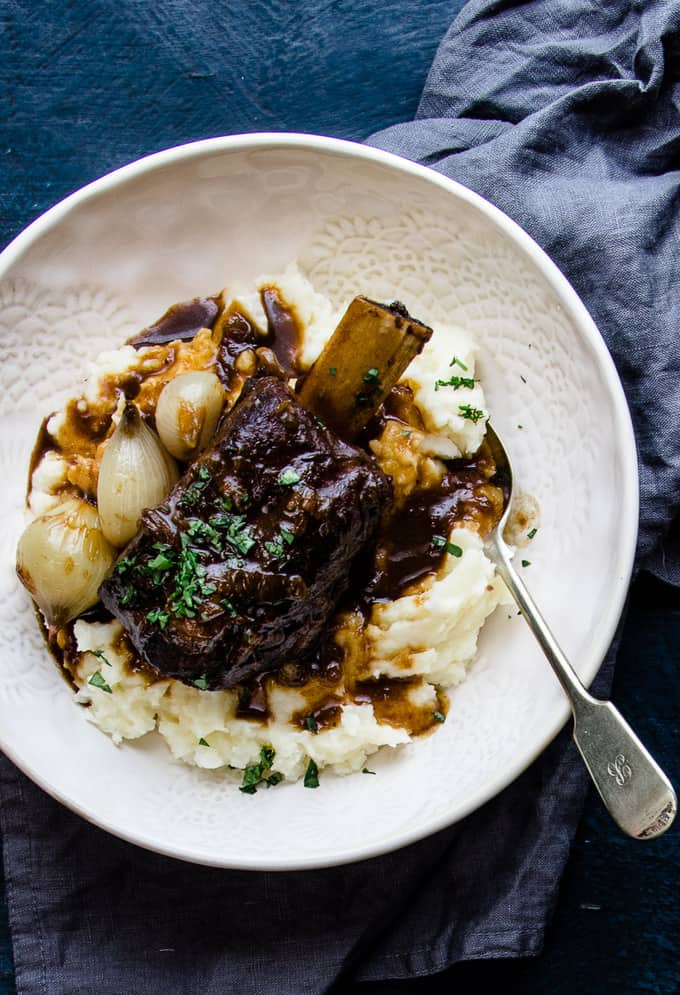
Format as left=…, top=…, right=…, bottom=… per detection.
left=100, top=377, right=391, bottom=689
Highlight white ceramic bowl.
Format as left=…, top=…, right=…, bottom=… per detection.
left=0, top=134, right=638, bottom=869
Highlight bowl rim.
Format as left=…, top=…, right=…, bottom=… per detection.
left=0, top=132, right=639, bottom=870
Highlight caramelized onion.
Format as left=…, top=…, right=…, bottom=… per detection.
left=155, top=371, right=226, bottom=461
left=16, top=497, right=116, bottom=626
left=97, top=402, right=179, bottom=547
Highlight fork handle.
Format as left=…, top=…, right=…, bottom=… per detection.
left=486, top=537, right=677, bottom=840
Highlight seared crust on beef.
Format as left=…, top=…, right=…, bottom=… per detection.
left=99, top=377, right=391, bottom=689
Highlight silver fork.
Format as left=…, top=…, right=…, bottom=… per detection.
left=484, top=424, right=676, bottom=839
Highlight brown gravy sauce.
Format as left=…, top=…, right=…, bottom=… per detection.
left=367, top=454, right=503, bottom=602
left=129, top=296, right=222, bottom=348
left=32, top=288, right=503, bottom=740
left=27, top=416, right=56, bottom=502
left=294, top=699, right=344, bottom=733
left=355, top=678, right=448, bottom=737
left=260, top=286, right=302, bottom=376
left=235, top=674, right=270, bottom=721
left=213, top=288, right=302, bottom=388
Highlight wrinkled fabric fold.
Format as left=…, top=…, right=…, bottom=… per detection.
left=369, top=0, right=680, bottom=583
left=2, top=1, right=679, bottom=992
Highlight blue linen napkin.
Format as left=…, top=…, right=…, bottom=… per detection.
left=2, top=2, right=679, bottom=993
left=368, top=0, right=680, bottom=585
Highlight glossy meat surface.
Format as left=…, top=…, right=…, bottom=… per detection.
left=99, top=377, right=391, bottom=688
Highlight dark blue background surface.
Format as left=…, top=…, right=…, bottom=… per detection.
left=1, top=2, right=678, bottom=992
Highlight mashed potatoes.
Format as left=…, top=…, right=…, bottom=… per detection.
left=29, top=267, right=508, bottom=786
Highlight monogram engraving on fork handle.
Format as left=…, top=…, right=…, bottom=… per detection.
left=607, top=754, right=632, bottom=787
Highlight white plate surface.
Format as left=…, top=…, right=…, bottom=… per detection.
left=0, top=134, right=638, bottom=869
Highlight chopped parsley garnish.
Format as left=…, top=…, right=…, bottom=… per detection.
left=434, top=375, right=477, bottom=391
left=264, top=537, right=285, bottom=558
left=304, top=715, right=319, bottom=734
left=220, top=492, right=249, bottom=513
left=145, top=544, right=176, bottom=577
left=146, top=608, right=170, bottom=629
left=221, top=598, right=237, bottom=618
left=401, top=429, right=413, bottom=437
left=167, top=535, right=216, bottom=619
left=527, top=528, right=537, bottom=539
left=186, top=518, right=224, bottom=550
left=116, top=557, right=140, bottom=603
left=209, top=511, right=255, bottom=556
left=90, top=649, right=112, bottom=667
left=329, top=367, right=337, bottom=377
left=128, top=542, right=179, bottom=589
left=433, top=710, right=446, bottom=723
left=432, top=536, right=463, bottom=557
left=179, top=465, right=211, bottom=508
left=458, top=404, right=485, bottom=423
left=260, top=745, right=276, bottom=766
left=265, top=526, right=295, bottom=559
left=192, top=675, right=209, bottom=690
left=115, top=480, right=259, bottom=627
left=521, top=559, right=531, bottom=568
left=198, top=737, right=210, bottom=747
left=362, top=767, right=376, bottom=775
left=449, top=355, right=469, bottom=371
left=144, top=557, right=174, bottom=586
left=278, top=468, right=301, bottom=486
left=115, top=554, right=138, bottom=577
left=116, top=554, right=137, bottom=577
left=120, top=586, right=136, bottom=607
left=304, top=758, right=320, bottom=789
left=354, top=367, right=383, bottom=408
left=239, top=746, right=281, bottom=794
left=182, top=481, right=210, bottom=508
left=88, top=670, right=112, bottom=694
left=130, top=527, right=229, bottom=628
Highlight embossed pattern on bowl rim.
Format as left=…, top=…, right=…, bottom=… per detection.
left=0, top=134, right=639, bottom=869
